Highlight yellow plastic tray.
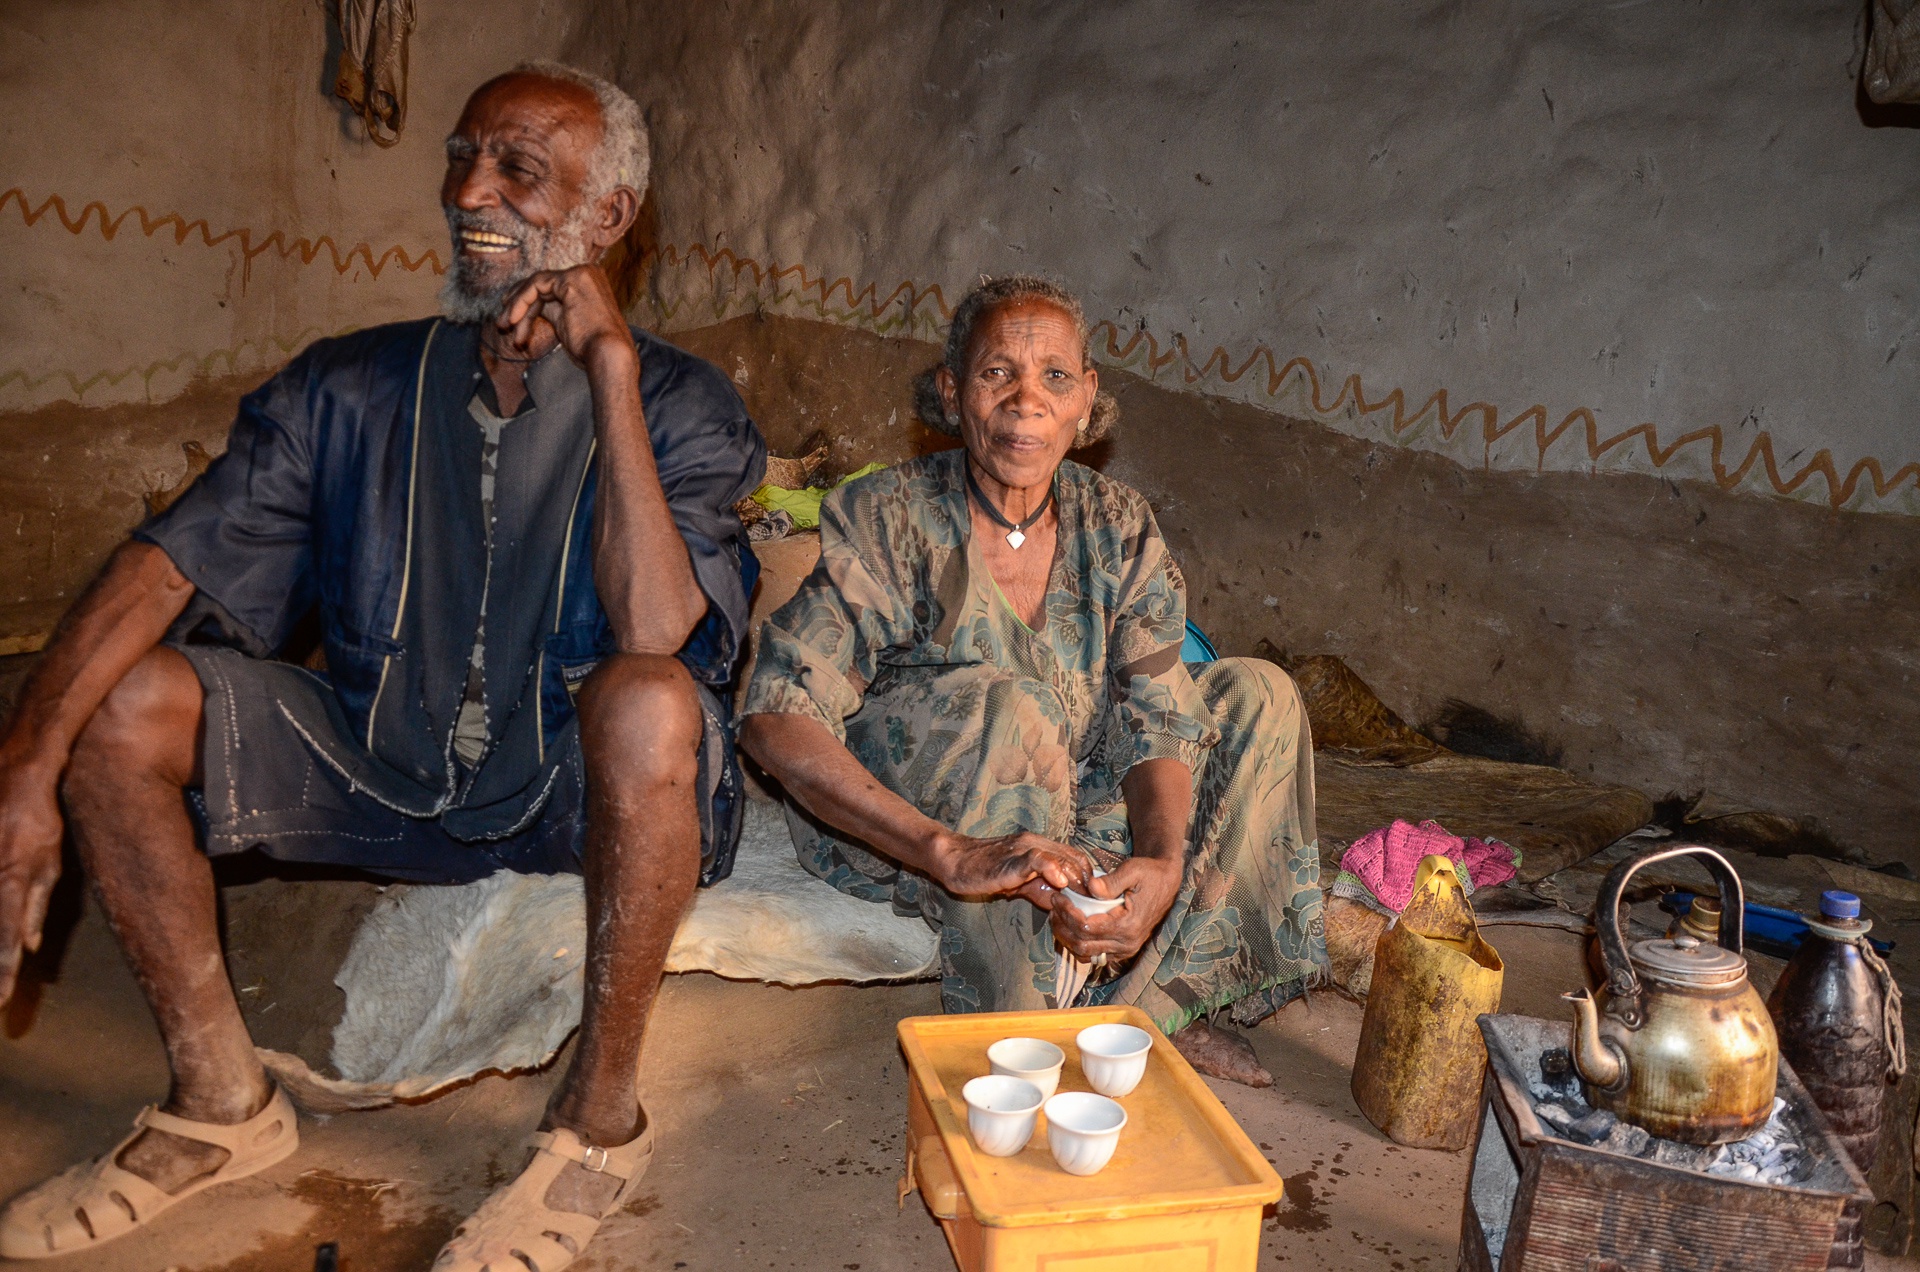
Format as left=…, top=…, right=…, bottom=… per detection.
left=897, top=1005, right=1283, bottom=1230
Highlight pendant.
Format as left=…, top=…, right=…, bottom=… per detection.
left=1006, top=529, right=1026, bottom=549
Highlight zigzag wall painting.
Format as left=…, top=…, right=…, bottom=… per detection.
left=6, top=186, right=1915, bottom=515
left=0, top=187, right=444, bottom=407
left=0, top=188, right=444, bottom=284
left=0, top=331, right=332, bottom=405
left=638, top=244, right=1920, bottom=515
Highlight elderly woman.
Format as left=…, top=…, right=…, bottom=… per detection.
left=739, top=276, right=1324, bottom=1083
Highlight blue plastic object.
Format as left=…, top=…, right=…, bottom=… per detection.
left=1821, top=890, right=1862, bottom=920
left=1180, top=619, right=1218, bottom=664
left=1663, top=891, right=1892, bottom=957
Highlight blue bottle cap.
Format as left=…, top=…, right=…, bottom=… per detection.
left=1820, top=890, right=1861, bottom=920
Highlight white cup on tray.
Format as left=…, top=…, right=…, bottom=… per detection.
left=962, top=1075, right=1044, bottom=1157
left=987, top=1037, right=1066, bottom=1101
left=1044, top=1092, right=1128, bottom=1176
left=1076, top=1023, right=1152, bottom=1098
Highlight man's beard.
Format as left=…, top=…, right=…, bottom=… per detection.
left=439, top=201, right=600, bottom=325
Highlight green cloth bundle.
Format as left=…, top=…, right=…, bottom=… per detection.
left=748, top=462, right=888, bottom=530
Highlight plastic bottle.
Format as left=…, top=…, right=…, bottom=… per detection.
left=1766, top=890, right=1905, bottom=1172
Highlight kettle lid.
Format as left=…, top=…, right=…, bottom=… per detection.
left=1630, top=932, right=1748, bottom=986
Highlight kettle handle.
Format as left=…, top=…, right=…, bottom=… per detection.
left=1594, top=844, right=1745, bottom=1027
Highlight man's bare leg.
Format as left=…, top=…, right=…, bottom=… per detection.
left=63, top=644, right=698, bottom=1221
left=61, top=647, right=274, bottom=1189
left=535, top=651, right=703, bottom=1220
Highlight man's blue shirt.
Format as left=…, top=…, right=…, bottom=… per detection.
left=138, top=317, right=766, bottom=836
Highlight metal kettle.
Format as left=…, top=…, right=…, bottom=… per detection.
left=1563, top=846, right=1779, bottom=1144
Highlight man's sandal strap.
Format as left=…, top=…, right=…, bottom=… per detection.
left=138, top=1089, right=296, bottom=1157
left=0, top=1086, right=299, bottom=1260
left=525, top=1124, right=653, bottom=1184
left=431, top=1119, right=656, bottom=1271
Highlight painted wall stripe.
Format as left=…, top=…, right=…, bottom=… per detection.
left=0, top=187, right=445, bottom=284
left=4, top=186, right=1914, bottom=514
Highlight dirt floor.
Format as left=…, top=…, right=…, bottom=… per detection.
left=0, top=887, right=1499, bottom=1271
left=1, top=642, right=1916, bottom=1268
left=1, top=873, right=1912, bottom=1272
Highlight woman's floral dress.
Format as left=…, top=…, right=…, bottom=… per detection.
left=742, top=449, right=1325, bottom=1032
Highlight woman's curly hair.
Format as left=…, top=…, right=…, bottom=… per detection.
left=912, top=275, right=1119, bottom=447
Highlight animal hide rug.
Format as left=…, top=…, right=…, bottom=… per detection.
left=260, top=800, right=938, bottom=1112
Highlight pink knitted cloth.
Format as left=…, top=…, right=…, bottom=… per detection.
left=1339, top=819, right=1518, bottom=913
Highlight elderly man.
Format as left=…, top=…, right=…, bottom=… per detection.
left=0, top=64, right=764, bottom=1270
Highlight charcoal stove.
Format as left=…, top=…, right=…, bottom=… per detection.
left=1459, top=1015, right=1872, bottom=1271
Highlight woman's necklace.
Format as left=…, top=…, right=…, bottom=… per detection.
left=966, top=461, right=1054, bottom=549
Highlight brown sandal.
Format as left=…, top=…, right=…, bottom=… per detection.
left=433, top=1118, right=655, bottom=1272
left=0, top=1085, right=299, bottom=1259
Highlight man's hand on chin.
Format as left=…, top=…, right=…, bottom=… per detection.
left=496, top=265, right=636, bottom=371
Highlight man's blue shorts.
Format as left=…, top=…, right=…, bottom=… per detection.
left=177, top=645, right=738, bottom=886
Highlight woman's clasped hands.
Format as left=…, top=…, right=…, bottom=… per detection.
left=931, top=829, right=1180, bottom=965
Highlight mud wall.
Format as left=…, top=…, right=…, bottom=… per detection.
left=599, top=0, right=1920, bottom=856
left=0, top=0, right=576, bottom=638
left=581, top=0, right=1920, bottom=515
left=680, top=314, right=1920, bottom=863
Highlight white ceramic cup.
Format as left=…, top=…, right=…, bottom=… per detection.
left=962, top=1075, right=1044, bottom=1157
left=1061, top=867, right=1123, bottom=916
left=1076, top=1022, right=1153, bottom=1098
left=1044, top=1092, right=1128, bottom=1176
left=987, top=1037, right=1066, bottom=1102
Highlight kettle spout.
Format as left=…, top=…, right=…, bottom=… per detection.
left=1563, top=988, right=1626, bottom=1091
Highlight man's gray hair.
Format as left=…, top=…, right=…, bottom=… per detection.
left=912, top=274, right=1120, bottom=445
left=514, top=60, right=651, bottom=201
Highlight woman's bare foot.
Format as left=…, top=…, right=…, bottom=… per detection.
left=1171, top=1020, right=1273, bottom=1087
